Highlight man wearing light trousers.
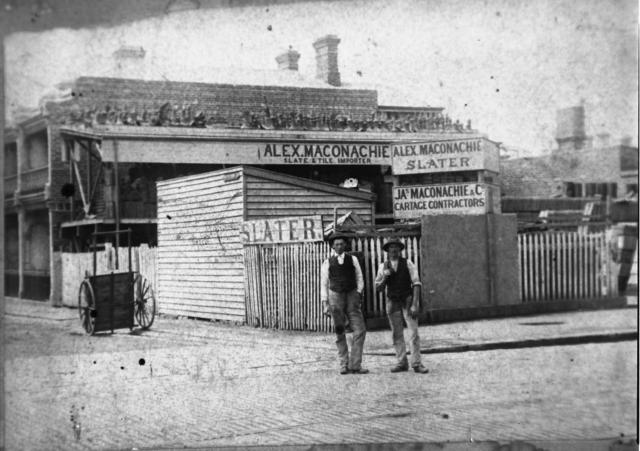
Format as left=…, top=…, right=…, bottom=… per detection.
left=375, top=238, right=429, bottom=374
left=321, top=232, right=369, bottom=375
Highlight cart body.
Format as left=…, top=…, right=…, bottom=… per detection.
left=78, top=228, right=156, bottom=334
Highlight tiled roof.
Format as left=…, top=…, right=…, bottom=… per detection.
left=43, top=76, right=379, bottom=125
left=500, top=156, right=561, bottom=197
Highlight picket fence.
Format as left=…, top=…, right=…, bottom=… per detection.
left=243, top=235, right=420, bottom=332
left=244, top=230, right=615, bottom=330
left=61, top=244, right=157, bottom=308
left=518, top=231, right=613, bottom=302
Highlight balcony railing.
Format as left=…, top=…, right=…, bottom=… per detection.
left=4, top=174, right=17, bottom=198
left=20, top=166, right=48, bottom=192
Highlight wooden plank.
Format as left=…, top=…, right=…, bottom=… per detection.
left=245, top=188, right=349, bottom=198
left=155, top=255, right=244, bottom=264
left=159, top=183, right=243, bottom=200
left=158, top=214, right=244, bottom=228
left=158, top=299, right=245, bottom=311
left=157, top=273, right=244, bottom=282
left=518, top=235, right=524, bottom=302
left=531, top=234, right=537, bottom=302
left=157, top=290, right=245, bottom=301
left=569, top=232, right=576, bottom=298
left=547, top=233, right=556, bottom=300
left=158, top=307, right=243, bottom=322
left=159, top=297, right=245, bottom=309
left=543, top=233, right=549, bottom=300
left=159, top=287, right=245, bottom=297
left=561, top=232, right=568, bottom=300
left=158, top=175, right=242, bottom=196
left=587, top=234, right=596, bottom=297
left=245, top=202, right=372, bottom=211
left=518, top=234, right=529, bottom=302
left=244, top=171, right=375, bottom=201
left=158, top=221, right=243, bottom=233
left=577, top=233, right=583, bottom=299
left=159, top=193, right=244, bottom=209
left=157, top=281, right=244, bottom=292
left=157, top=167, right=242, bottom=187
left=157, top=261, right=244, bottom=269
left=158, top=201, right=244, bottom=217
left=156, top=279, right=245, bottom=289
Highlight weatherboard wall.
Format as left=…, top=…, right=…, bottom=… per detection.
left=243, top=168, right=375, bottom=227
left=157, top=168, right=245, bottom=322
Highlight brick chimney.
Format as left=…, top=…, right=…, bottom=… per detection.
left=313, top=35, right=341, bottom=86
left=113, top=45, right=146, bottom=78
left=276, top=47, right=301, bottom=71
left=555, top=105, right=587, bottom=154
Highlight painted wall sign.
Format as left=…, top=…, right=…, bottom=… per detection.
left=240, top=215, right=324, bottom=244
left=393, top=183, right=491, bottom=217
left=391, top=138, right=499, bottom=175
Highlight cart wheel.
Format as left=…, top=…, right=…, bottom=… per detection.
left=78, top=280, right=96, bottom=335
left=134, top=275, right=156, bottom=329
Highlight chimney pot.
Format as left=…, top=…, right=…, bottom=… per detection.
left=276, top=47, right=301, bottom=71
left=313, top=34, right=341, bottom=86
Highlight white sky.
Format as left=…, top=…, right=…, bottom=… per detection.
left=4, top=0, right=638, bottom=154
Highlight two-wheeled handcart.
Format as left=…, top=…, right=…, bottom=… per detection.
left=77, top=229, right=156, bottom=335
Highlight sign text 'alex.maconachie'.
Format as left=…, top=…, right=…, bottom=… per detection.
left=392, top=139, right=491, bottom=175
left=240, top=215, right=324, bottom=244
left=258, top=143, right=391, bottom=165
left=393, top=183, right=489, bottom=217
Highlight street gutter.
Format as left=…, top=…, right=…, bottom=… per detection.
left=366, top=331, right=638, bottom=356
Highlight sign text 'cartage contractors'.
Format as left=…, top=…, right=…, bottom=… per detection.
left=392, top=139, right=493, bottom=175
left=240, top=215, right=324, bottom=244
left=393, top=183, right=489, bottom=217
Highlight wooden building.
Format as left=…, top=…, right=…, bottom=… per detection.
left=156, top=166, right=375, bottom=321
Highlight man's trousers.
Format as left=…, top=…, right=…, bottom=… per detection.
left=328, top=289, right=366, bottom=371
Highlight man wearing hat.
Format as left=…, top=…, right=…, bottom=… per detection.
left=375, top=238, right=429, bottom=374
left=321, top=232, right=368, bottom=375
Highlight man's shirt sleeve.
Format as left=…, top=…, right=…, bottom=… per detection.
left=353, top=255, right=364, bottom=294
left=407, top=260, right=421, bottom=287
left=320, top=259, right=329, bottom=301
left=374, top=263, right=387, bottom=290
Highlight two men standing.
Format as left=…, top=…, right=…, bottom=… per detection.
left=321, top=232, right=428, bottom=375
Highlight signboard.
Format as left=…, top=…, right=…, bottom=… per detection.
left=240, top=215, right=324, bottom=244
left=102, top=140, right=391, bottom=165
left=257, top=143, right=391, bottom=165
left=393, top=183, right=491, bottom=217
left=391, top=138, right=499, bottom=175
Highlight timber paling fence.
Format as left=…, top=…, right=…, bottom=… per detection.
left=243, top=235, right=420, bottom=332
left=244, top=231, right=615, bottom=331
left=518, top=231, right=612, bottom=302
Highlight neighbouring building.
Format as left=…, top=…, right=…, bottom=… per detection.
left=4, top=34, right=500, bottom=305
left=501, top=105, right=639, bottom=199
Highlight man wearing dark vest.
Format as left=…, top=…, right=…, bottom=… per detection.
left=321, top=232, right=368, bottom=375
left=375, top=238, right=429, bottom=373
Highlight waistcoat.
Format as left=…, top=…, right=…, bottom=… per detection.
left=329, top=255, right=356, bottom=293
left=386, top=258, right=412, bottom=302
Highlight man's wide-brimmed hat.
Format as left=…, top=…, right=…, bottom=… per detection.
left=326, top=231, right=352, bottom=245
left=382, top=238, right=405, bottom=252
